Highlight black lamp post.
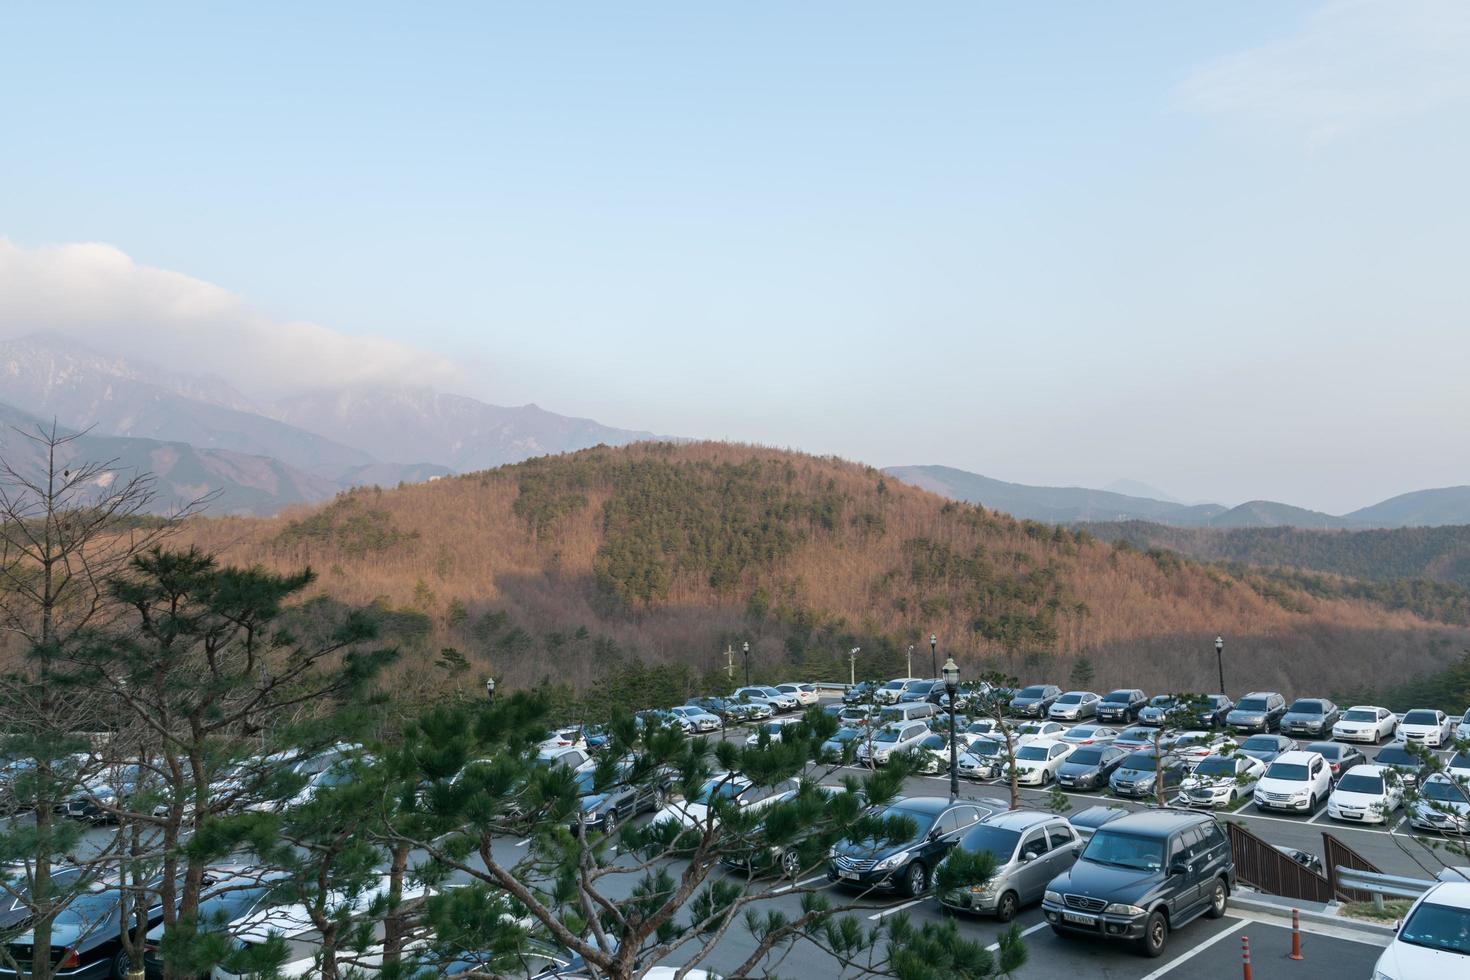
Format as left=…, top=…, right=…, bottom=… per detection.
left=743, top=641, right=751, bottom=687
left=1214, top=636, right=1225, bottom=695
left=942, top=655, right=961, bottom=802
left=929, top=633, right=938, bottom=678
left=485, top=677, right=496, bottom=703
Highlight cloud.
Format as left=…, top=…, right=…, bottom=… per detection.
left=1179, top=0, right=1470, bottom=141
left=0, top=238, right=463, bottom=397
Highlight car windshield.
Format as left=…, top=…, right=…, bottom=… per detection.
left=875, top=728, right=904, bottom=743
left=1016, top=746, right=1051, bottom=761
left=1238, top=698, right=1269, bottom=711
left=1082, top=831, right=1165, bottom=872
left=967, top=721, right=996, bottom=733
left=876, top=805, right=937, bottom=841
left=1122, top=751, right=1159, bottom=770
left=1119, top=728, right=1153, bottom=741
left=1148, top=696, right=1173, bottom=707
left=759, top=688, right=782, bottom=697
left=1058, top=694, right=1082, bottom=704
left=1398, top=899, right=1470, bottom=956
left=1017, top=686, right=1047, bottom=698
left=956, top=824, right=1022, bottom=860
left=1343, top=709, right=1378, bottom=722
left=831, top=729, right=858, bottom=742
left=696, top=779, right=745, bottom=805
left=1069, top=748, right=1106, bottom=765
left=1450, top=753, right=1470, bottom=770
left=1265, top=762, right=1308, bottom=782
left=1288, top=700, right=1323, bottom=714
left=1377, top=748, right=1415, bottom=766
left=920, top=735, right=946, bottom=750
left=969, top=740, right=1003, bottom=758
left=1241, top=737, right=1277, bottom=751
left=1176, top=734, right=1211, bottom=747
left=1194, top=757, right=1236, bottom=778
left=881, top=681, right=905, bottom=691
left=1335, top=773, right=1384, bottom=795
left=1069, top=727, right=1102, bottom=739
left=1102, top=691, right=1133, bottom=703
left=1421, top=780, right=1470, bottom=804
left=1404, top=710, right=1440, bottom=725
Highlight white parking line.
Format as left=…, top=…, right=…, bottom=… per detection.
left=867, top=898, right=925, bottom=920
left=1136, top=918, right=1241, bottom=980
left=515, top=838, right=531, bottom=847
left=770, top=875, right=829, bottom=895
left=985, top=920, right=1047, bottom=951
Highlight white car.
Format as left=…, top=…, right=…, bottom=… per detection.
left=1003, top=739, right=1073, bottom=786
left=913, top=732, right=957, bottom=773
left=1397, top=708, right=1454, bottom=748
left=1370, top=880, right=1470, bottom=977
left=650, top=774, right=798, bottom=831
left=1253, top=750, right=1333, bottom=813
left=1170, top=731, right=1236, bottom=768
left=1058, top=724, right=1118, bottom=746
left=1047, top=691, right=1100, bottom=721
left=1332, top=705, right=1397, bottom=743
left=1013, top=720, right=1066, bottom=746
left=1177, top=753, right=1264, bottom=808
left=538, top=727, right=588, bottom=753
left=1456, top=708, right=1470, bottom=743
left=732, top=686, right=800, bottom=713
left=1326, top=764, right=1402, bottom=825
left=874, top=677, right=925, bottom=705
left=1408, top=773, right=1470, bottom=835
left=775, top=682, right=820, bottom=707
left=962, top=719, right=1005, bottom=741
left=856, top=721, right=932, bottom=765
left=670, top=705, right=722, bottom=733
left=744, top=717, right=803, bottom=747
left=1449, top=751, right=1470, bottom=784
left=957, top=738, right=1007, bottom=780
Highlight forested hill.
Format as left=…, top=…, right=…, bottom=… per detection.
left=181, top=442, right=1470, bottom=698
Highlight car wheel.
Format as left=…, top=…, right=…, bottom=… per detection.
left=1139, top=910, right=1169, bottom=957
left=996, top=890, right=1019, bottom=923
left=780, top=849, right=803, bottom=879
left=901, top=861, right=928, bottom=897
left=1205, top=878, right=1228, bottom=919
left=602, top=809, right=619, bottom=835
left=111, top=949, right=132, bottom=980
left=652, top=786, right=668, bottom=810
left=1309, top=793, right=1319, bottom=812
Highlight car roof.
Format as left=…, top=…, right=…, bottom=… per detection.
left=1342, top=764, right=1390, bottom=778
left=1095, top=810, right=1212, bottom=837
left=982, top=809, right=1060, bottom=831
left=1023, top=738, right=1067, bottom=749
left=1424, top=881, right=1470, bottom=907
left=883, top=796, right=955, bottom=817
left=1272, top=751, right=1322, bottom=764
left=1345, top=705, right=1387, bottom=711
left=1239, top=691, right=1279, bottom=698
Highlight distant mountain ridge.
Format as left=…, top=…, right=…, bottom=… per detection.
left=886, top=464, right=1470, bottom=530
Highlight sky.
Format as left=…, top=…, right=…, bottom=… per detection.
left=1, top=1, right=1468, bottom=514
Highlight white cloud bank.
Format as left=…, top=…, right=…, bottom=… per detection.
left=1179, top=0, right=1470, bottom=141
left=0, top=238, right=462, bottom=397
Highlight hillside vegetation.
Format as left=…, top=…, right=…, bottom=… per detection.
left=180, top=443, right=1469, bottom=698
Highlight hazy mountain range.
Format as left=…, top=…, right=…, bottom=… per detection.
left=0, top=335, right=653, bottom=515
left=885, top=464, right=1470, bottom=530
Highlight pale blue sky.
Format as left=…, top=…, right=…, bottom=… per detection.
left=2, top=1, right=1467, bottom=512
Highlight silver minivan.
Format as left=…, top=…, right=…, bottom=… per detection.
left=938, top=810, right=1080, bottom=921
left=879, top=702, right=937, bottom=725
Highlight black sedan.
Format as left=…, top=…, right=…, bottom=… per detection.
left=1372, top=746, right=1428, bottom=787
left=1303, top=742, right=1366, bottom=780
left=3, top=871, right=176, bottom=980
left=571, top=763, right=672, bottom=835
left=828, top=797, right=990, bottom=896
left=1055, top=745, right=1128, bottom=792
left=142, top=871, right=289, bottom=979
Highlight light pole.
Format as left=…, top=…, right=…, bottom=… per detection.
left=929, top=634, right=938, bottom=678
left=743, top=641, right=751, bottom=687
left=942, top=656, right=960, bottom=803
left=907, top=644, right=914, bottom=677
left=849, top=647, right=860, bottom=688
left=485, top=676, right=496, bottom=703
left=1214, top=636, right=1225, bottom=695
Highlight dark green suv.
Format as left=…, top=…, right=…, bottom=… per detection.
left=1040, top=809, right=1235, bottom=957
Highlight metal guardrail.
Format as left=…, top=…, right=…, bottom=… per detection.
left=1335, top=866, right=1434, bottom=902
left=810, top=682, right=852, bottom=693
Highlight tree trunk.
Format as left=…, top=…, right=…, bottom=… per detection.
left=382, top=843, right=411, bottom=965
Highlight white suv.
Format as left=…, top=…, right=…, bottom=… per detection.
left=733, top=686, right=800, bottom=713
left=856, top=721, right=931, bottom=765
left=776, top=682, right=820, bottom=707
left=1253, top=750, right=1333, bottom=813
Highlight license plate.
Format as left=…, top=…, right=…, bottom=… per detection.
left=840, top=870, right=858, bottom=880
left=1062, top=911, right=1097, bottom=926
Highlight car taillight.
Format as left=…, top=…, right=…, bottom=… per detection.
left=59, top=947, right=80, bottom=969
left=144, top=943, right=158, bottom=954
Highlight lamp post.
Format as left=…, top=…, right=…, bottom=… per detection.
left=929, top=634, right=938, bottom=678
left=485, top=676, right=496, bottom=703
left=849, top=647, right=860, bottom=688
left=1214, top=636, right=1225, bottom=695
left=942, top=656, right=961, bottom=803
left=743, top=641, right=751, bottom=687
left=907, top=644, right=914, bottom=677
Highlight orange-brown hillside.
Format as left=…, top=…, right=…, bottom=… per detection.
left=180, top=442, right=1468, bottom=696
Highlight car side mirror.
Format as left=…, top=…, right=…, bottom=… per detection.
left=1020, top=853, right=1033, bottom=863
left=1167, top=860, right=1189, bottom=877
left=1071, top=845, right=1082, bottom=858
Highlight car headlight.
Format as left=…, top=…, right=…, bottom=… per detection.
left=827, top=846, right=838, bottom=859
left=1044, top=890, right=1062, bottom=904
left=873, top=851, right=908, bottom=872
left=1104, top=903, right=1145, bottom=916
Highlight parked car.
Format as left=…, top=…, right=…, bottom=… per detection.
left=733, top=686, right=800, bottom=713
left=1013, top=720, right=1067, bottom=745
left=898, top=679, right=944, bottom=704
left=1236, top=733, right=1297, bottom=765
left=1457, top=709, right=1470, bottom=743
left=939, top=811, right=1080, bottom=921
left=820, top=726, right=866, bottom=759
left=1407, top=773, right=1470, bottom=835
left=721, top=784, right=846, bottom=879
left=1055, top=745, right=1128, bottom=791
left=1375, top=745, right=1430, bottom=788
left=1067, top=804, right=1127, bottom=841
left=1397, top=708, right=1455, bottom=748
left=1138, top=696, right=1187, bottom=727
left=1095, top=689, right=1147, bottom=724
left=963, top=719, right=1004, bottom=740
left=1332, top=705, right=1398, bottom=743
left=877, top=702, right=937, bottom=725
left=573, top=761, right=674, bottom=834
left=1048, top=691, right=1100, bottom=721
left=56, top=763, right=154, bottom=824
left=874, top=678, right=925, bottom=705
left=957, top=738, right=1007, bottom=780
left=650, top=774, right=798, bottom=831
left=1302, top=741, right=1365, bottom=780
left=1370, top=880, right=1470, bottom=977
left=1169, top=731, right=1236, bottom=768
left=4, top=868, right=178, bottom=980
left=1004, top=740, right=1075, bottom=786
left=1059, top=725, right=1118, bottom=747
left=1112, top=726, right=1171, bottom=752
left=1009, top=684, right=1063, bottom=718
left=1194, top=694, right=1234, bottom=729
left=1280, top=698, right=1341, bottom=738
left=775, top=682, right=820, bottom=707
left=1109, top=749, right=1188, bottom=799
left=842, top=681, right=877, bottom=704
left=689, top=695, right=769, bottom=723
left=1325, top=764, right=1401, bottom=826
left=1253, top=750, right=1332, bottom=813
left=744, top=717, right=804, bottom=747
left=836, top=705, right=875, bottom=728
left=855, top=721, right=932, bottom=766
left=829, top=797, right=989, bottom=896
left=669, top=705, right=722, bottom=733
left=1042, top=810, right=1234, bottom=957
left=1178, top=754, right=1265, bottom=809
left=143, top=870, right=291, bottom=980
left=1225, top=692, right=1287, bottom=734
left=1448, top=751, right=1470, bottom=784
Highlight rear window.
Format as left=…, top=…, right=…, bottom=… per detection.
left=1404, top=710, right=1440, bottom=725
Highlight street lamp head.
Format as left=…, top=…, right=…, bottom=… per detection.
left=485, top=677, right=496, bottom=699
left=1215, top=635, right=1224, bottom=651
left=942, top=655, right=960, bottom=691
left=743, top=641, right=750, bottom=654
left=929, top=633, right=937, bottom=647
